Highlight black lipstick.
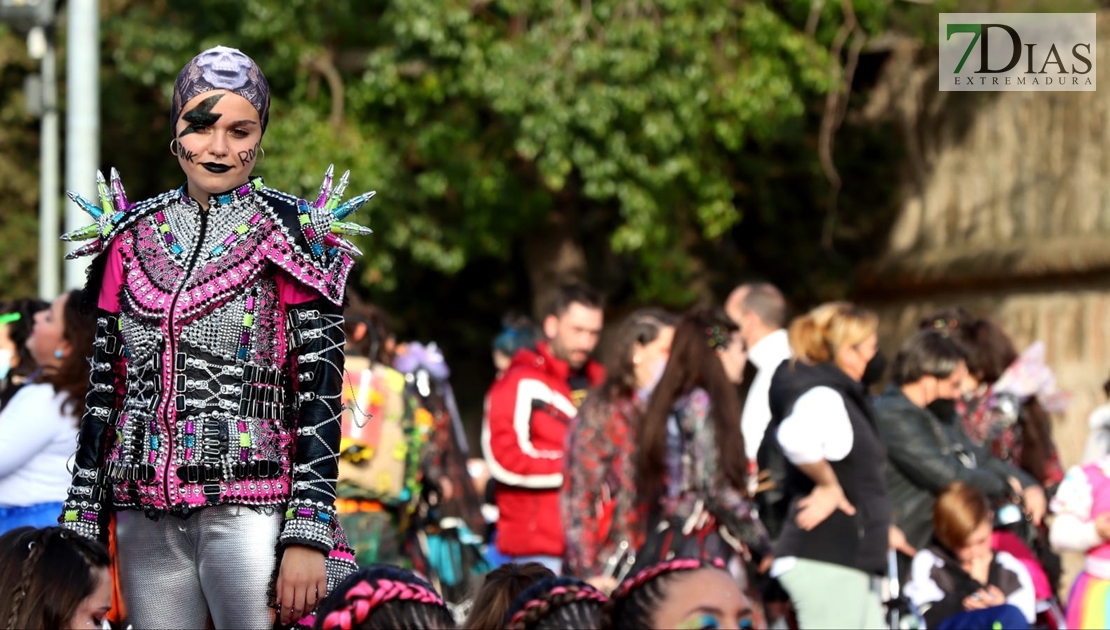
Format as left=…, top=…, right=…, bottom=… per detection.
left=201, top=163, right=232, bottom=174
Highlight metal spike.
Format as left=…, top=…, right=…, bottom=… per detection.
left=109, top=168, right=129, bottom=213
left=330, top=221, right=373, bottom=237
left=61, top=224, right=100, bottom=242
left=314, top=164, right=335, bottom=209
left=66, top=240, right=104, bottom=260
left=332, top=191, right=376, bottom=221
left=95, top=170, right=113, bottom=213
left=324, top=234, right=363, bottom=257
left=67, top=191, right=103, bottom=219
left=326, top=170, right=351, bottom=213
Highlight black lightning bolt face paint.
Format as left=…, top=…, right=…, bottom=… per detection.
left=178, top=94, right=224, bottom=137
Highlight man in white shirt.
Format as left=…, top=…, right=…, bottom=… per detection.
left=726, top=282, right=791, bottom=461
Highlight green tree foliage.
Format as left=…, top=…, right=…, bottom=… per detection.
left=88, top=0, right=892, bottom=310
left=1, top=0, right=912, bottom=430
left=0, top=27, right=42, bottom=298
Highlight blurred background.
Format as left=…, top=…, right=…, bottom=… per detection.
left=0, top=0, right=1105, bottom=462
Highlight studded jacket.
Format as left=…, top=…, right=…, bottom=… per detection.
left=59, top=170, right=373, bottom=561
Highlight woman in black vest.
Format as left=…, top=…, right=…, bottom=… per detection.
left=766, top=302, right=893, bottom=628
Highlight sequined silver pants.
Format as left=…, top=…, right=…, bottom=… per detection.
left=116, top=505, right=281, bottom=629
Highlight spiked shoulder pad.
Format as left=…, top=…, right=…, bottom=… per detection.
left=61, top=168, right=155, bottom=260
left=259, top=165, right=376, bottom=306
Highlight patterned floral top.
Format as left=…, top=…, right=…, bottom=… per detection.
left=561, top=391, right=644, bottom=578
left=960, top=387, right=1064, bottom=488
left=663, top=388, right=772, bottom=560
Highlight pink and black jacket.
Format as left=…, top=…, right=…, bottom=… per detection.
left=58, top=169, right=372, bottom=586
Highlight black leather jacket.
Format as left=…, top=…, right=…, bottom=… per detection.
left=874, top=386, right=1036, bottom=551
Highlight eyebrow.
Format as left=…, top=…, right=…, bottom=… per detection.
left=682, top=606, right=725, bottom=618
left=227, top=119, right=260, bottom=127
left=680, top=604, right=754, bottom=619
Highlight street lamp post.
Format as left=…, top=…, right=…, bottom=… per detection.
left=63, top=0, right=98, bottom=289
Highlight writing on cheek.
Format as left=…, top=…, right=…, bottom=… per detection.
left=181, top=148, right=198, bottom=164
left=237, top=143, right=259, bottom=166
left=178, top=94, right=224, bottom=137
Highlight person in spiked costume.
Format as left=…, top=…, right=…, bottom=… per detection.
left=57, top=46, right=373, bottom=629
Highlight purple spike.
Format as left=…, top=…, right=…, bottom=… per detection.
left=66, top=240, right=105, bottom=260
left=324, top=234, right=363, bottom=257
left=314, top=164, right=335, bottom=209
left=110, top=168, right=130, bottom=212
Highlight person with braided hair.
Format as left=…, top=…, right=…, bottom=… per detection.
left=503, top=576, right=608, bottom=630
left=605, top=558, right=756, bottom=629
left=0, top=526, right=112, bottom=629
left=461, top=561, right=555, bottom=629
left=313, top=565, right=455, bottom=630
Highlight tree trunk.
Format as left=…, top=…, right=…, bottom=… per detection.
left=522, top=206, right=587, bottom=320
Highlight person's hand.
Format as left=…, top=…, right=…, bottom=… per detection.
left=586, top=575, right=618, bottom=594
left=795, top=484, right=855, bottom=531
left=276, top=545, right=327, bottom=625
left=1096, top=513, right=1110, bottom=541
left=468, top=458, right=490, bottom=496
left=964, top=551, right=993, bottom=586
left=1023, top=485, right=1047, bottom=527
left=439, top=477, right=455, bottom=502
left=1007, top=476, right=1023, bottom=495
left=758, top=555, right=775, bottom=575
left=963, top=585, right=1005, bottom=611
left=889, top=524, right=917, bottom=557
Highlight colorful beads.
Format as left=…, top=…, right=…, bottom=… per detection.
left=184, top=420, right=196, bottom=460
left=211, top=211, right=264, bottom=257
left=238, top=290, right=258, bottom=360
left=238, top=420, right=252, bottom=462
left=154, top=210, right=185, bottom=256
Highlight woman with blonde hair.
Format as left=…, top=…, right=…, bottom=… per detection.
left=763, top=302, right=893, bottom=628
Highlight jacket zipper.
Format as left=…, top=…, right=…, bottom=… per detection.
left=162, top=206, right=209, bottom=508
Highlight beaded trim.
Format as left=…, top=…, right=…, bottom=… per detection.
left=154, top=209, right=185, bottom=257
left=280, top=498, right=337, bottom=551
left=238, top=290, right=258, bottom=361
left=60, top=497, right=104, bottom=540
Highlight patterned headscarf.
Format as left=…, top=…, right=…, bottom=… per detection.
left=170, top=45, right=270, bottom=136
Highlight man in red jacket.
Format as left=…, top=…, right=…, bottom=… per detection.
left=482, top=284, right=606, bottom=573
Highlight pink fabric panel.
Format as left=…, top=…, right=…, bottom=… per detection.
left=97, top=239, right=125, bottom=312
left=1081, top=463, right=1110, bottom=561
left=276, top=269, right=326, bottom=307
left=991, top=530, right=1053, bottom=599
